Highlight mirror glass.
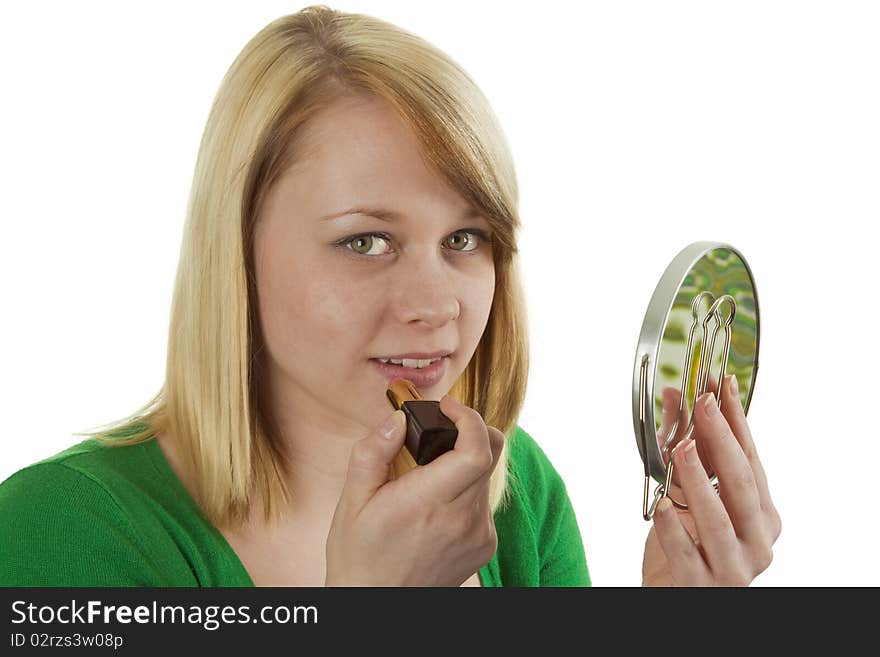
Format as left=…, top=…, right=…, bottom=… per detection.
left=633, top=242, right=760, bottom=503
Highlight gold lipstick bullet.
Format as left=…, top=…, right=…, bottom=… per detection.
left=386, top=379, right=458, bottom=465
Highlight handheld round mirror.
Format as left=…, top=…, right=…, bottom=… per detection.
left=632, top=242, right=760, bottom=520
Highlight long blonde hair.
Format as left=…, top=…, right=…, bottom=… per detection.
left=81, top=5, right=529, bottom=530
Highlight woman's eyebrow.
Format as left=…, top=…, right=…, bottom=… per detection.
left=319, top=206, right=483, bottom=223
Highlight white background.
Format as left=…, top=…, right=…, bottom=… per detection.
left=1, top=1, right=876, bottom=586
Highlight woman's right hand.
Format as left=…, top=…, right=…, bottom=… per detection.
left=324, top=395, right=504, bottom=586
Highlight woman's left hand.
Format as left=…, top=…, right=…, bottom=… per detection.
left=642, top=374, right=782, bottom=586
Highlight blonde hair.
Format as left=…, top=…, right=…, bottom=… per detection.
left=81, top=5, right=529, bottom=530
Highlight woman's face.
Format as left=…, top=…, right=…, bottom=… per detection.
left=253, top=93, right=496, bottom=433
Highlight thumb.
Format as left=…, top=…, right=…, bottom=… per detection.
left=340, top=409, right=407, bottom=511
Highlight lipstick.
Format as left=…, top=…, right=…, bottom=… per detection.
left=386, top=379, right=458, bottom=465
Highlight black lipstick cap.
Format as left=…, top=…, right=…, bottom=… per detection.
left=386, top=379, right=458, bottom=465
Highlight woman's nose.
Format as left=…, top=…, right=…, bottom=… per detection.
left=390, top=256, right=460, bottom=328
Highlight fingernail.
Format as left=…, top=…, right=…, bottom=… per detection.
left=678, top=438, right=699, bottom=465
left=728, top=374, right=739, bottom=397
left=655, top=497, right=673, bottom=516
left=703, top=392, right=719, bottom=417
left=380, top=410, right=404, bottom=439
left=662, top=389, right=675, bottom=417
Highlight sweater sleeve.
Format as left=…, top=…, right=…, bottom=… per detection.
left=538, top=470, right=591, bottom=586
left=0, top=462, right=170, bottom=586
left=511, top=427, right=591, bottom=587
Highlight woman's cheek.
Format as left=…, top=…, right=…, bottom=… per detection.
left=467, top=268, right=495, bottom=323
left=304, top=279, right=376, bottom=338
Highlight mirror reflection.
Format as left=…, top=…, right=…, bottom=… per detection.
left=653, top=247, right=758, bottom=482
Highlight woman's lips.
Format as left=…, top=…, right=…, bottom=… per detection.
left=370, top=356, right=450, bottom=390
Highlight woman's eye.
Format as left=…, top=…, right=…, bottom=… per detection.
left=340, top=229, right=488, bottom=257
left=346, top=234, right=392, bottom=256
left=444, top=231, right=480, bottom=252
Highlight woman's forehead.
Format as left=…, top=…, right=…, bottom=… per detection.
left=267, top=97, right=478, bottom=225
left=291, top=95, right=420, bottom=175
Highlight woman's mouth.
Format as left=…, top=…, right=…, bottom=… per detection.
left=369, top=355, right=450, bottom=389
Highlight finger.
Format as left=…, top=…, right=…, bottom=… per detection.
left=458, top=431, right=501, bottom=528
left=450, top=424, right=506, bottom=507
left=658, top=386, right=677, bottom=447
left=658, top=386, right=687, bottom=489
left=672, top=435, right=740, bottom=577
left=658, top=386, right=688, bottom=453
left=706, top=372, right=719, bottom=396
left=696, top=373, right=721, bottom=471
left=693, top=390, right=765, bottom=544
left=467, top=428, right=503, bottom=544
left=470, top=425, right=505, bottom=487
left=658, top=386, right=706, bottom=491
left=339, top=410, right=407, bottom=512
left=404, top=395, right=495, bottom=502
left=651, top=498, right=711, bottom=585
left=718, top=374, right=777, bottom=518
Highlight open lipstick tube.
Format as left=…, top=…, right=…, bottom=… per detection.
left=386, top=379, right=458, bottom=465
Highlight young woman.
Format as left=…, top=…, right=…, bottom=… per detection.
left=0, top=5, right=779, bottom=587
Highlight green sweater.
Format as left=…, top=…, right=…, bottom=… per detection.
left=0, top=426, right=590, bottom=587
